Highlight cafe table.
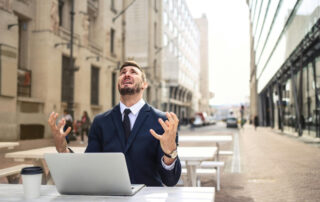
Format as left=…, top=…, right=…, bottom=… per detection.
left=177, top=146, right=217, bottom=187
left=0, top=184, right=215, bottom=202
left=179, top=135, right=232, bottom=160
left=5, top=146, right=217, bottom=187
left=5, top=147, right=85, bottom=184
left=0, top=142, right=19, bottom=150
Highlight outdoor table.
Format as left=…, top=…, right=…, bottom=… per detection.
left=179, top=135, right=232, bottom=160
left=178, top=146, right=217, bottom=187
left=0, top=184, right=215, bottom=202
left=5, top=146, right=216, bottom=187
left=0, top=142, right=19, bottom=150
left=5, top=147, right=85, bottom=184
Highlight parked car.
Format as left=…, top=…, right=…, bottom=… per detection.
left=207, top=116, right=216, bottom=125
left=226, top=117, right=238, bottom=128
left=195, top=112, right=209, bottom=125
left=193, top=115, right=204, bottom=127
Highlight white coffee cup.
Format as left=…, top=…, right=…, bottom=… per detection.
left=21, top=166, right=43, bottom=199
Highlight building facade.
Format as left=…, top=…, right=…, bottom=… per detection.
left=162, top=0, right=201, bottom=124
left=0, top=0, right=123, bottom=140
left=195, top=14, right=211, bottom=115
left=125, top=0, right=202, bottom=124
left=248, top=0, right=320, bottom=137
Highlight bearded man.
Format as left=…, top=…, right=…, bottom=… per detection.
left=48, top=60, right=181, bottom=186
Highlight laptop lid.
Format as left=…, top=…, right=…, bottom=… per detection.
left=44, top=153, right=144, bottom=196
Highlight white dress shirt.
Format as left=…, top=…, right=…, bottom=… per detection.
left=119, top=99, right=176, bottom=170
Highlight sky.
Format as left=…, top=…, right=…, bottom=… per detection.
left=185, top=0, right=250, bottom=106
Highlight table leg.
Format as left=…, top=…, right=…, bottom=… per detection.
left=32, top=159, right=53, bottom=185
left=216, top=143, right=220, bottom=160
left=186, top=161, right=199, bottom=187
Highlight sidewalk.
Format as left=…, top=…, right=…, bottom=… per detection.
left=216, top=124, right=320, bottom=202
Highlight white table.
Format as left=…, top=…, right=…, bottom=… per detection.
left=5, top=147, right=85, bottom=184
left=179, top=136, right=232, bottom=160
left=0, top=184, right=215, bottom=202
left=0, top=142, right=19, bottom=150
left=178, top=147, right=217, bottom=187
left=5, top=146, right=216, bottom=187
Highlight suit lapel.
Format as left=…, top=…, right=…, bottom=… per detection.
left=125, top=104, right=150, bottom=152
left=111, top=105, right=126, bottom=151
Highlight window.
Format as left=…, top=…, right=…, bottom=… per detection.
left=154, top=0, right=158, bottom=12
left=154, top=22, right=157, bottom=48
left=112, top=72, right=116, bottom=106
left=163, top=34, right=168, bottom=46
left=110, top=28, right=115, bottom=55
left=58, top=0, right=71, bottom=29
left=163, top=12, right=168, bottom=25
left=91, top=66, right=99, bottom=105
left=58, top=0, right=64, bottom=26
left=111, top=0, right=117, bottom=13
left=17, top=19, right=30, bottom=97
left=61, top=56, right=75, bottom=102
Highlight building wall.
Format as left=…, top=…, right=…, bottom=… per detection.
left=0, top=0, right=123, bottom=140
left=195, top=15, right=210, bottom=114
left=125, top=0, right=201, bottom=123
left=248, top=0, right=320, bottom=137
left=162, top=0, right=201, bottom=121
left=125, top=0, right=162, bottom=109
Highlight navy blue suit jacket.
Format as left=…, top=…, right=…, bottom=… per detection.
left=85, top=103, right=181, bottom=186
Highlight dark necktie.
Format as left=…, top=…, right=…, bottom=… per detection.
left=123, top=108, right=131, bottom=141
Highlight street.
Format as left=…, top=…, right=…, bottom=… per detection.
left=180, top=122, right=320, bottom=202
left=1, top=122, right=320, bottom=201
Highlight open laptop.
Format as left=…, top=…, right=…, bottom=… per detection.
left=44, top=153, right=145, bottom=196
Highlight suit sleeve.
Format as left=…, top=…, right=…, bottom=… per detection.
left=85, top=117, right=103, bottom=152
left=157, top=132, right=181, bottom=186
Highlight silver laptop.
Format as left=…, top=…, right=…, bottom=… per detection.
left=44, top=153, right=145, bottom=196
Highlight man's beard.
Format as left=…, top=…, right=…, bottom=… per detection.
left=118, top=83, right=142, bottom=95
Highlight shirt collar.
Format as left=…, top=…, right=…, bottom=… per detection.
left=120, top=99, right=145, bottom=116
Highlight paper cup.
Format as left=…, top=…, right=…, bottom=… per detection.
left=21, top=166, right=43, bottom=199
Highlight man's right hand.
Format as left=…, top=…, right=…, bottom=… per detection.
left=48, top=112, right=71, bottom=153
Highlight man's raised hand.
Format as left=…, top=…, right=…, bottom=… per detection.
left=48, top=112, right=71, bottom=153
left=150, top=112, right=179, bottom=156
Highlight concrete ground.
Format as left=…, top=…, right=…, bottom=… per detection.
left=1, top=123, right=320, bottom=201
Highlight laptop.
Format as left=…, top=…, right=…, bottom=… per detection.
left=44, top=153, right=145, bottom=196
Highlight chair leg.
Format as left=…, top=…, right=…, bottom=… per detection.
left=216, top=167, right=220, bottom=191
left=7, top=175, right=20, bottom=184
left=196, top=176, right=201, bottom=187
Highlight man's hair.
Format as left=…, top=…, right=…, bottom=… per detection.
left=120, top=60, right=146, bottom=82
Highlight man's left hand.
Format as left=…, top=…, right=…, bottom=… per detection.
left=150, top=112, right=179, bottom=160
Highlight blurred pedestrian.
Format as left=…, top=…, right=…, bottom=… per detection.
left=254, top=115, right=259, bottom=130
left=80, top=111, right=91, bottom=144
left=63, top=109, right=73, bottom=143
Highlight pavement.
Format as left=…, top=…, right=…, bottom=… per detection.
left=1, top=123, right=320, bottom=201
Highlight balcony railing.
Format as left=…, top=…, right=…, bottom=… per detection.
left=17, top=68, right=31, bottom=97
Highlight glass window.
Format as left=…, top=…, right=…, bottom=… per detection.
left=110, top=28, right=115, bottom=54
left=91, top=66, right=99, bottom=105
left=163, top=12, right=168, bottom=25
left=163, top=34, right=168, bottom=46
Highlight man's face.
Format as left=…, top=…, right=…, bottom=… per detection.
left=117, top=66, right=146, bottom=95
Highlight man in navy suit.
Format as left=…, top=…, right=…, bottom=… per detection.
left=48, top=60, right=181, bottom=186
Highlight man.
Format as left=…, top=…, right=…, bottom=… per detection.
left=48, top=60, right=181, bottom=186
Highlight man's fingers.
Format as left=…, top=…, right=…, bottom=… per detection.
left=170, top=112, right=179, bottom=123
left=57, top=118, right=65, bottom=130
left=158, top=118, right=168, bottom=131
left=150, top=129, right=162, bottom=140
left=166, top=112, right=174, bottom=124
left=62, top=127, right=71, bottom=137
left=165, top=120, right=170, bottom=127
left=48, top=112, right=54, bottom=125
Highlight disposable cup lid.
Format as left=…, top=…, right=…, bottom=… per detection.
left=21, top=166, right=43, bottom=175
